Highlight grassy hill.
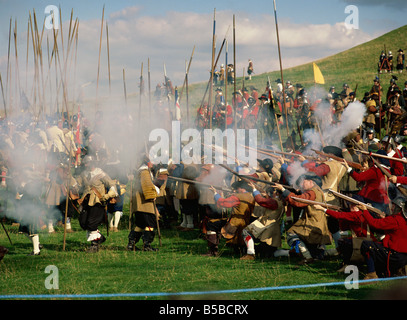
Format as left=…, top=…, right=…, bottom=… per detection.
left=182, top=24, right=407, bottom=120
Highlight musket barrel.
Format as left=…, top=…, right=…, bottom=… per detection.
left=327, top=189, right=385, bottom=217
left=167, top=176, right=231, bottom=192
left=290, top=196, right=342, bottom=210
left=352, top=148, right=407, bottom=164
left=312, top=149, right=363, bottom=170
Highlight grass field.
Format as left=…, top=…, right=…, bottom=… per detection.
left=0, top=209, right=405, bottom=301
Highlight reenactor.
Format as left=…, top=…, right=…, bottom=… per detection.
left=275, top=172, right=331, bottom=264
left=126, top=155, right=160, bottom=251
left=77, top=155, right=118, bottom=252
left=210, top=179, right=255, bottom=253
left=396, top=49, right=405, bottom=73
left=247, top=59, right=254, bottom=80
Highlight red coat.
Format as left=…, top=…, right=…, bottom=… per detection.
left=350, top=166, right=390, bottom=204
left=389, top=150, right=404, bottom=176
left=325, top=209, right=378, bottom=240
left=362, top=210, right=407, bottom=253
left=396, top=176, right=407, bottom=184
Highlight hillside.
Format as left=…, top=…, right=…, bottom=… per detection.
left=183, top=24, right=407, bottom=122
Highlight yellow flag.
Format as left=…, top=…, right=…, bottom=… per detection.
left=313, top=63, right=325, bottom=84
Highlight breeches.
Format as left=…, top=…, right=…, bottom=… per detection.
left=361, top=240, right=407, bottom=277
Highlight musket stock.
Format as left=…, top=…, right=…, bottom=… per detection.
left=312, top=149, right=363, bottom=170
left=290, top=196, right=342, bottom=210
left=327, top=189, right=385, bottom=218
left=167, top=176, right=232, bottom=193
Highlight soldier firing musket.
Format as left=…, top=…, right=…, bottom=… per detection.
left=219, top=163, right=297, bottom=192
left=167, top=176, right=232, bottom=193
left=312, top=148, right=363, bottom=170
left=262, top=147, right=321, bottom=162
left=327, top=189, right=386, bottom=218
left=351, top=148, right=407, bottom=165
left=290, top=196, right=342, bottom=211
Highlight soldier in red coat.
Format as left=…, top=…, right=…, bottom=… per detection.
left=360, top=200, right=407, bottom=280
left=345, top=151, right=391, bottom=215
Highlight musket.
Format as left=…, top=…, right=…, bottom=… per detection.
left=327, top=189, right=385, bottom=218
left=290, top=196, right=342, bottom=211
left=168, top=176, right=232, bottom=193
left=219, top=163, right=297, bottom=192
left=351, top=139, right=407, bottom=198
left=263, top=147, right=320, bottom=162
left=311, top=149, right=363, bottom=170
left=243, top=145, right=293, bottom=163
left=201, top=143, right=249, bottom=167
left=351, top=148, right=407, bottom=164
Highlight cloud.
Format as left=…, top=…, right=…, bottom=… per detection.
left=0, top=7, right=373, bottom=111
left=341, top=0, right=407, bottom=8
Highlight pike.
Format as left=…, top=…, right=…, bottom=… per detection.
left=233, top=15, right=237, bottom=136
left=106, top=21, right=111, bottom=95
left=311, top=148, right=363, bottom=170
left=168, top=176, right=232, bottom=193
left=327, top=189, right=385, bottom=218
left=63, top=127, right=74, bottom=251
left=208, top=8, right=216, bottom=129
left=273, top=0, right=295, bottom=151
left=148, top=58, right=151, bottom=125
left=0, top=73, right=6, bottom=117
left=95, top=5, right=105, bottom=109
left=290, top=196, right=342, bottom=211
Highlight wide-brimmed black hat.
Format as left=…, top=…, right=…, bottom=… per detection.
left=257, top=158, right=274, bottom=174
left=296, top=172, right=322, bottom=188
left=231, top=180, right=253, bottom=192
left=322, top=145, right=343, bottom=159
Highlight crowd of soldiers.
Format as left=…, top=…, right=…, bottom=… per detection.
left=1, top=63, right=407, bottom=283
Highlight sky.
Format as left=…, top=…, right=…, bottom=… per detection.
left=0, top=0, right=406, bottom=110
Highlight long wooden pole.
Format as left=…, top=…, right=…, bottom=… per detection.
left=6, top=18, right=12, bottom=114
left=0, top=73, right=6, bottom=118
left=148, top=58, right=151, bottom=127
left=224, top=40, right=228, bottom=131
left=106, top=21, right=111, bottom=95
left=273, top=0, right=294, bottom=151
left=96, top=5, right=105, bottom=110
left=209, top=8, right=216, bottom=129
left=233, top=15, right=237, bottom=136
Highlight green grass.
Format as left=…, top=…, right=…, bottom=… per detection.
left=0, top=215, right=401, bottom=300
left=2, top=26, right=407, bottom=302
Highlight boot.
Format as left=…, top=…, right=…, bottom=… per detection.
left=87, top=241, right=99, bottom=253
left=0, top=246, right=8, bottom=262
left=201, top=233, right=219, bottom=257
left=240, top=254, right=255, bottom=260
left=30, top=234, right=41, bottom=256
left=127, top=230, right=142, bottom=251
left=142, top=231, right=158, bottom=252
left=363, top=272, right=378, bottom=280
